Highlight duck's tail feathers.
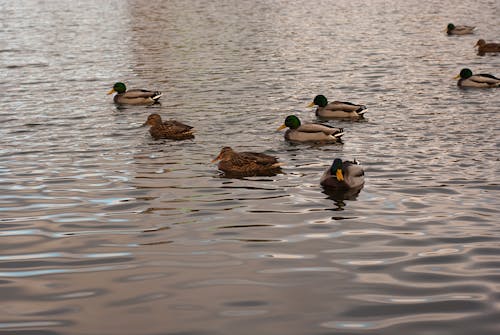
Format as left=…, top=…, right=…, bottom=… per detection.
left=356, top=106, right=368, bottom=115
left=152, top=92, right=163, bottom=101
left=333, top=129, right=345, bottom=138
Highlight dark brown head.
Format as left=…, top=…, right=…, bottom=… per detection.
left=143, top=113, right=163, bottom=127
left=212, top=147, right=234, bottom=163
left=475, top=39, right=486, bottom=48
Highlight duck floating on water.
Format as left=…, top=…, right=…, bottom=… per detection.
left=277, top=115, right=344, bottom=143
left=446, top=23, right=475, bottom=35
left=455, top=68, right=500, bottom=88
left=108, top=82, right=162, bottom=105
left=143, top=113, right=194, bottom=140
left=308, top=95, right=367, bottom=119
left=475, top=39, right=500, bottom=56
left=320, top=158, right=365, bottom=191
left=212, top=146, right=283, bottom=177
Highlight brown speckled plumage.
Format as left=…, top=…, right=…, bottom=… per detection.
left=212, top=147, right=282, bottom=177
left=144, top=113, right=194, bottom=140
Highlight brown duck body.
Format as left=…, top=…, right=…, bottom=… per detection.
left=213, top=147, right=282, bottom=177
left=144, top=114, right=194, bottom=140
left=475, top=39, right=500, bottom=55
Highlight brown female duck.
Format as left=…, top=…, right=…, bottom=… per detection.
left=212, top=146, right=283, bottom=177
left=143, top=113, right=194, bottom=140
left=475, top=39, right=500, bottom=55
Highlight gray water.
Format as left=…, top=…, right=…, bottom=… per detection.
left=1, top=0, right=499, bottom=334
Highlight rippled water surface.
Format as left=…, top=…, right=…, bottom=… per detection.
left=1, top=0, right=499, bottom=334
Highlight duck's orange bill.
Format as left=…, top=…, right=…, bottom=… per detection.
left=107, top=88, right=116, bottom=95
left=336, top=169, right=344, bottom=181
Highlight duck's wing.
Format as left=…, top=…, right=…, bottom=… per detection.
left=123, top=89, right=162, bottom=99
left=240, top=152, right=280, bottom=165
left=344, top=161, right=365, bottom=178
left=163, top=120, right=194, bottom=131
left=473, top=74, right=500, bottom=83
left=343, top=161, right=365, bottom=188
left=455, top=26, right=476, bottom=34
left=327, top=101, right=367, bottom=112
left=298, top=123, right=344, bottom=137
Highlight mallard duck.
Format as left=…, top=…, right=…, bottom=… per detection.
left=454, top=68, right=500, bottom=88
left=277, top=115, right=344, bottom=143
left=446, top=23, right=475, bottom=35
left=307, top=94, right=367, bottom=119
left=475, top=39, right=500, bottom=55
left=107, top=82, right=162, bottom=105
left=320, top=158, right=365, bottom=190
left=212, top=146, right=283, bottom=177
left=143, top=113, right=194, bottom=140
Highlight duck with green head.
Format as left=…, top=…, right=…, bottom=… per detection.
left=277, top=115, right=344, bottom=143
left=308, top=94, right=367, bottom=119
left=212, top=146, right=283, bottom=177
left=454, top=68, right=500, bottom=88
left=446, top=23, right=475, bottom=35
left=107, top=82, right=162, bottom=105
left=320, top=158, right=365, bottom=190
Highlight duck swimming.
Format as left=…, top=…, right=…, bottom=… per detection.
left=277, top=115, right=344, bottom=143
left=320, top=158, right=365, bottom=191
left=446, top=23, right=475, bottom=35
left=308, top=94, right=367, bottom=119
left=108, top=82, right=162, bottom=105
left=475, top=39, right=500, bottom=55
left=455, top=68, right=500, bottom=88
left=212, top=146, right=283, bottom=177
left=143, top=113, right=194, bottom=140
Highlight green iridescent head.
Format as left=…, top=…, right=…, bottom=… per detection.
left=313, top=95, right=328, bottom=107
left=459, top=68, right=473, bottom=79
left=284, top=115, right=301, bottom=129
left=277, top=115, right=301, bottom=131
left=330, top=158, right=344, bottom=181
left=113, top=82, right=127, bottom=93
left=447, top=23, right=455, bottom=31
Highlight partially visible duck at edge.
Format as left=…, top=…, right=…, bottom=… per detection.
left=307, top=94, right=367, bottom=119
left=107, top=82, right=162, bottom=105
left=143, top=113, right=194, bottom=140
left=455, top=68, right=500, bottom=88
left=475, top=39, right=500, bottom=56
left=277, top=115, right=344, bottom=143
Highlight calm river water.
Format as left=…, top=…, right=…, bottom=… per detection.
left=1, top=0, right=499, bottom=334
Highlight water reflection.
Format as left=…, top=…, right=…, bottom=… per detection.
left=1, top=0, right=499, bottom=334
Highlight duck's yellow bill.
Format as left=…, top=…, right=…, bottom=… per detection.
left=453, top=74, right=461, bottom=79
left=107, top=88, right=116, bottom=95
left=336, top=169, right=344, bottom=181
left=307, top=102, right=315, bottom=108
left=276, top=124, right=287, bottom=131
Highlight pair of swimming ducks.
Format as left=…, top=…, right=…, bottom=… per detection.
left=446, top=24, right=500, bottom=53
